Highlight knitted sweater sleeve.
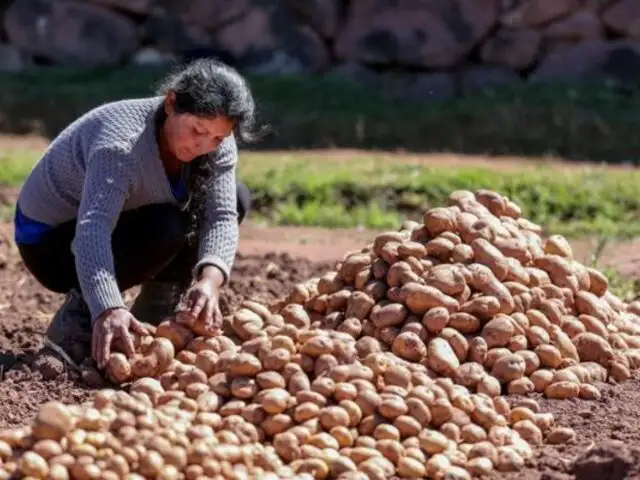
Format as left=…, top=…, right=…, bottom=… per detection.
left=71, top=146, right=137, bottom=321
left=193, top=135, right=240, bottom=285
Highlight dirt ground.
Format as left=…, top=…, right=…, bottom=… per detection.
left=4, top=137, right=640, bottom=478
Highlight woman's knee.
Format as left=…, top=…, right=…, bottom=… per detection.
left=236, top=181, right=251, bottom=225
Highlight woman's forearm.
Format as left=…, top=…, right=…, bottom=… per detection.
left=71, top=147, right=136, bottom=321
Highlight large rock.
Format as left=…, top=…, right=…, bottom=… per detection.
left=3, top=0, right=139, bottom=67
left=153, top=0, right=330, bottom=73
left=481, top=27, right=541, bottom=70
left=602, top=0, right=640, bottom=37
left=334, top=0, right=500, bottom=68
left=544, top=10, right=604, bottom=45
left=286, top=0, right=343, bottom=39
left=501, top=0, right=579, bottom=28
left=530, top=40, right=640, bottom=85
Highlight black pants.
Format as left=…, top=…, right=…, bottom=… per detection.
left=17, top=182, right=251, bottom=295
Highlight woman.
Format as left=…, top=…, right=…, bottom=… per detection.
left=14, top=58, right=262, bottom=370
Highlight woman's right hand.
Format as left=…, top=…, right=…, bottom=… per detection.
left=92, top=307, right=149, bottom=369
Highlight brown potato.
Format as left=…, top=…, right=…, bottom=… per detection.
left=481, top=315, right=515, bottom=349
left=491, top=354, right=526, bottom=383
left=404, top=283, right=459, bottom=315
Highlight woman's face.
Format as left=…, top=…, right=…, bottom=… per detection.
left=163, top=93, right=234, bottom=163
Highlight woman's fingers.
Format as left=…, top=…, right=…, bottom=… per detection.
left=190, top=293, right=207, bottom=319
left=212, top=304, right=223, bottom=330
left=204, top=299, right=215, bottom=328
left=130, top=317, right=149, bottom=336
left=120, top=328, right=136, bottom=358
left=98, top=329, right=113, bottom=369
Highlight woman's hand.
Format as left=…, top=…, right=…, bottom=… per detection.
left=180, top=266, right=224, bottom=332
left=92, top=307, right=148, bottom=369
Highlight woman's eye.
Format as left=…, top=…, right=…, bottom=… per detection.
left=193, top=126, right=206, bottom=136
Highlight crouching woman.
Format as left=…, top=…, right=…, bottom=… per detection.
left=13, top=58, right=263, bottom=369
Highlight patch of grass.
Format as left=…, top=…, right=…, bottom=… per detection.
left=235, top=155, right=640, bottom=237
left=4, top=149, right=640, bottom=237
left=2, top=66, right=640, bottom=161
left=0, top=149, right=39, bottom=185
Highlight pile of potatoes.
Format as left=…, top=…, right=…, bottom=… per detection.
left=272, top=189, right=640, bottom=401
left=1, top=188, right=639, bottom=479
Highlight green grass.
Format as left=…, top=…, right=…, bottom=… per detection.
left=2, top=65, right=640, bottom=162
left=4, top=149, right=640, bottom=238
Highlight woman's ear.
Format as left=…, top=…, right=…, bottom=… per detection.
left=164, top=91, right=176, bottom=115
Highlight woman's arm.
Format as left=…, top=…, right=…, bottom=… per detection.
left=192, top=135, right=239, bottom=285
left=71, top=146, right=137, bottom=321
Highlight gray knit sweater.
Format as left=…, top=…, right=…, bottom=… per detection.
left=16, top=96, right=239, bottom=321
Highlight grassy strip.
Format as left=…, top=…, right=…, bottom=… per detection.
left=245, top=159, right=640, bottom=238
left=4, top=149, right=640, bottom=238
left=2, top=66, right=640, bottom=161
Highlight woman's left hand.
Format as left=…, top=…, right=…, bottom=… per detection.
left=182, top=276, right=223, bottom=331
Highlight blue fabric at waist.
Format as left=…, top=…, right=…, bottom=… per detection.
left=14, top=205, right=54, bottom=245
left=15, top=177, right=188, bottom=245
left=170, top=177, right=188, bottom=202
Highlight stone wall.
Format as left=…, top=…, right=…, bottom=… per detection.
left=2, top=0, right=640, bottom=98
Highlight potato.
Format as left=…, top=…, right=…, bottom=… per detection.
left=471, top=239, right=510, bottom=281
left=452, top=244, right=474, bottom=263
left=338, top=253, right=372, bottom=285
left=424, top=208, right=458, bottom=236
left=546, top=427, right=576, bottom=444
left=404, top=283, right=459, bottom=315
left=392, top=332, right=427, bottom=362
left=461, top=296, right=501, bottom=320
left=491, top=354, right=526, bottom=383
left=231, top=309, right=265, bottom=341
left=535, top=344, right=563, bottom=369
left=422, top=307, right=450, bottom=334
left=545, top=381, right=579, bottom=399
left=468, top=337, right=488, bottom=365
left=105, top=353, right=133, bottom=384
left=131, top=338, right=175, bottom=379
left=428, top=338, right=460, bottom=377
left=424, top=265, right=466, bottom=296
left=32, top=402, right=75, bottom=441
left=587, top=268, right=609, bottom=296
left=481, top=315, right=515, bottom=349
left=477, top=375, right=501, bottom=397
left=573, top=333, right=614, bottom=366
left=370, top=303, right=407, bottom=328
left=468, top=263, right=515, bottom=308
left=455, top=363, right=485, bottom=390
left=439, top=328, right=469, bottom=362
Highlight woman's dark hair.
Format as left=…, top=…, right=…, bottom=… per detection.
left=155, top=58, right=267, bottom=247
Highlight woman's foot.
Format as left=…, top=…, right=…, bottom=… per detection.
left=45, top=288, right=93, bottom=364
